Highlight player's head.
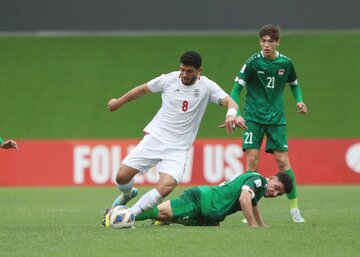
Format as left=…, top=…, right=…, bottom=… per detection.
left=181, top=51, right=202, bottom=68
left=259, top=24, right=280, bottom=41
left=259, top=24, right=281, bottom=59
left=180, top=51, right=202, bottom=85
left=264, top=172, right=293, bottom=198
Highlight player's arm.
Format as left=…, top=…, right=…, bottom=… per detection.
left=218, top=95, right=238, bottom=134
left=218, top=82, right=247, bottom=131
left=252, top=204, right=266, bottom=227
left=289, top=83, right=307, bottom=114
left=230, top=81, right=243, bottom=115
left=107, top=83, right=151, bottom=112
left=230, top=82, right=248, bottom=130
left=239, top=190, right=258, bottom=228
left=288, top=62, right=307, bottom=114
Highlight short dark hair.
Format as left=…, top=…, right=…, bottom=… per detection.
left=276, top=172, right=293, bottom=194
left=180, top=51, right=202, bottom=68
left=259, top=24, right=281, bottom=41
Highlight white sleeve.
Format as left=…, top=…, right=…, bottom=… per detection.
left=147, top=74, right=167, bottom=93
left=208, top=81, right=228, bottom=104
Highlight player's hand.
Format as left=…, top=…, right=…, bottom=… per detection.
left=1, top=140, right=19, bottom=151
left=235, top=116, right=248, bottom=130
left=218, top=116, right=236, bottom=134
left=226, top=115, right=237, bottom=134
left=107, top=99, right=119, bottom=112
left=297, top=102, right=307, bottom=114
left=219, top=116, right=248, bottom=131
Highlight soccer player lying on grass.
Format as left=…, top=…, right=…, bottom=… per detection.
left=104, top=171, right=292, bottom=227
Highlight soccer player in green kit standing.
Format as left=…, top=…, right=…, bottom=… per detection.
left=230, top=24, right=307, bottom=223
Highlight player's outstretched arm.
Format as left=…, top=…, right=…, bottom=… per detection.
left=239, top=190, right=258, bottom=228
left=107, top=83, right=151, bottom=112
left=217, top=96, right=238, bottom=134
left=252, top=204, right=266, bottom=227
left=222, top=96, right=238, bottom=134
left=0, top=139, right=19, bottom=151
left=219, top=114, right=248, bottom=130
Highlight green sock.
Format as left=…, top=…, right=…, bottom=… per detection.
left=289, top=198, right=299, bottom=209
left=135, top=207, right=158, bottom=221
left=285, top=168, right=298, bottom=201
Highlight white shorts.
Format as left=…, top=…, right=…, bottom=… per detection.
left=122, top=134, right=189, bottom=184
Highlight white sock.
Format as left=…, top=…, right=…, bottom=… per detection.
left=130, top=188, right=163, bottom=215
left=117, top=179, right=134, bottom=197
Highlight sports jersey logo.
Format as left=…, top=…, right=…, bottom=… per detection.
left=254, top=179, right=262, bottom=187
left=193, top=88, right=200, bottom=98
left=278, top=69, right=285, bottom=76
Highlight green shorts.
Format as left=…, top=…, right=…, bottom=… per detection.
left=170, top=188, right=220, bottom=226
left=170, top=188, right=201, bottom=221
left=242, top=121, right=288, bottom=153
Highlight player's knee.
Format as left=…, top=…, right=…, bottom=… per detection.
left=115, top=167, right=132, bottom=184
left=157, top=200, right=173, bottom=220
left=115, top=173, right=126, bottom=185
left=156, top=183, right=176, bottom=197
left=275, top=156, right=290, bottom=171
left=246, top=155, right=258, bottom=169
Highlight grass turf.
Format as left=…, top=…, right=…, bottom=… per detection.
left=0, top=32, right=359, bottom=139
left=0, top=186, right=359, bottom=257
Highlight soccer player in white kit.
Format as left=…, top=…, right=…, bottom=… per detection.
left=107, top=51, right=238, bottom=216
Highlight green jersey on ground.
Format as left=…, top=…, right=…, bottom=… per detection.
left=198, top=172, right=267, bottom=222
left=235, top=51, right=298, bottom=124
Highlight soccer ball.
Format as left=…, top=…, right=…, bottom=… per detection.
left=108, top=205, right=135, bottom=228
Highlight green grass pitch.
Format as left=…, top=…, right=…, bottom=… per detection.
left=0, top=33, right=359, bottom=257
left=0, top=186, right=359, bottom=257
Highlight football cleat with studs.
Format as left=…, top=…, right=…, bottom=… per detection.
left=290, top=208, right=305, bottom=223
left=112, top=188, right=139, bottom=208
left=102, top=208, right=111, bottom=228
left=151, top=219, right=170, bottom=226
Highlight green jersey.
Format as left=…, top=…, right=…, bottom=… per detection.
left=198, top=172, right=267, bottom=222
left=235, top=51, right=298, bottom=124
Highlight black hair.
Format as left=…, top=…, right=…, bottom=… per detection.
left=180, top=51, right=202, bottom=68
left=259, top=24, right=281, bottom=41
left=276, top=172, right=293, bottom=194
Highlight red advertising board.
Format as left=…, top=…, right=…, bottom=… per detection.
left=0, top=139, right=360, bottom=186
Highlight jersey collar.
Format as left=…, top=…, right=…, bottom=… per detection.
left=261, top=50, right=279, bottom=59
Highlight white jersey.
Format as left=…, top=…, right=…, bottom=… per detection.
left=145, top=71, right=228, bottom=150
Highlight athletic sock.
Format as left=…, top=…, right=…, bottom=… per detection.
left=135, top=207, right=158, bottom=221
left=130, top=188, right=164, bottom=215
left=117, top=179, right=134, bottom=197
left=285, top=168, right=298, bottom=201
left=289, top=198, right=299, bottom=209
